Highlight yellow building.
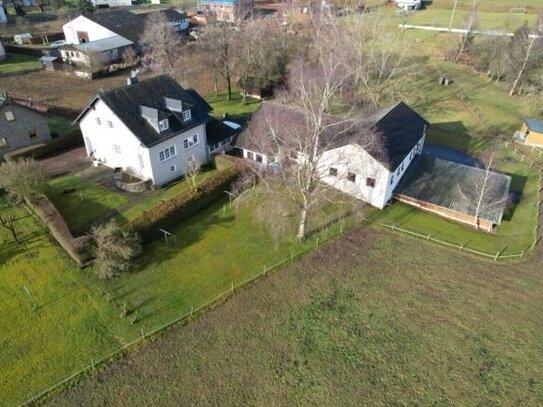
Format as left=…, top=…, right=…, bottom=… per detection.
left=516, top=118, right=543, bottom=147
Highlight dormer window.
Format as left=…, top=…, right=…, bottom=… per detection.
left=4, top=111, right=15, bottom=122
left=159, top=119, right=169, bottom=132
left=182, top=109, right=191, bottom=122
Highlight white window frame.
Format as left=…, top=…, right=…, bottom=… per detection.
left=159, top=119, right=169, bottom=132
left=159, top=145, right=176, bottom=162
left=183, top=134, right=199, bottom=150
left=96, top=117, right=102, bottom=126
left=170, top=164, right=177, bottom=173
left=4, top=111, right=15, bottom=122
left=107, top=120, right=114, bottom=128
left=182, top=109, right=191, bottom=121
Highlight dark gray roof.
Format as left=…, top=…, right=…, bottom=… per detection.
left=84, top=9, right=187, bottom=42
left=395, top=154, right=511, bottom=225
left=75, top=75, right=213, bottom=148
left=206, top=118, right=239, bottom=145
left=85, top=10, right=146, bottom=42
left=234, top=101, right=429, bottom=171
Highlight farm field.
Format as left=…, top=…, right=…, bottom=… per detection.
left=47, top=227, right=543, bottom=406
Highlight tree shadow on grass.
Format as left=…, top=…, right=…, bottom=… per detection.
left=502, top=172, right=528, bottom=222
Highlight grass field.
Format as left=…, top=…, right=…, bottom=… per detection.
left=46, top=227, right=543, bottom=406
left=0, top=53, right=41, bottom=75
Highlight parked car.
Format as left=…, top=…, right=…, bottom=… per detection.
left=49, top=40, right=66, bottom=49
left=396, top=0, right=423, bottom=10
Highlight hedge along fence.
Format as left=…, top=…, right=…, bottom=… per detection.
left=128, top=155, right=243, bottom=242
left=25, top=195, right=92, bottom=266
left=4, top=129, right=84, bottom=161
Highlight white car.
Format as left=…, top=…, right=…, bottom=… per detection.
left=49, top=40, right=67, bottom=49
left=396, top=0, right=422, bottom=11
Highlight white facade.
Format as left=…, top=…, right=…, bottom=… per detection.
left=63, top=16, right=118, bottom=45
left=318, top=136, right=425, bottom=209
left=80, top=99, right=208, bottom=186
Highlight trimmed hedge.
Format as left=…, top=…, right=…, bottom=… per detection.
left=26, top=195, right=92, bottom=266
left=128, top=156, right=243, bottom=242
left=5, top=129, right=84, bottom=161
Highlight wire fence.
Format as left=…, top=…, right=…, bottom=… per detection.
left=17, top=142, right=543, bottom=405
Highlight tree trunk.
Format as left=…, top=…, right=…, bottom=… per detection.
left=296, top=206, right=308, bottom=241
left=213, top=68, right=219, bottom=97
left=226, top=76, right=232, bottom=101
left=509, top=37, right=536, bottom=96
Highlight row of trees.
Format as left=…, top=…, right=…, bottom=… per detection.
left=452, top=7, right=543, bottom=97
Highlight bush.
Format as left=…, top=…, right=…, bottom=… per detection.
left=0, top=157, right=46, bottom=198
left=92, top=220, right=142, bottom=279
left=129, top=156, right=242, bottom=241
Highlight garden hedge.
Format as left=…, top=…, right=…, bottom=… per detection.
left=26, top=194, right=92, bottom=266
left=129, top=156, right=243, bottom=242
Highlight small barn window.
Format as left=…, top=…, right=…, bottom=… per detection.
left=347, top=172, right=356, bottom=182
left=247, top=151, right=254, bottom=160
left=366, top=177, right=375, bottom=187
left=29, top=128, right=37, bottom=138
left=329, top=167, right=338, bottom=177
left=4, top=111, right=15, bottom=122
left=0, top=138, right=8, bottom=148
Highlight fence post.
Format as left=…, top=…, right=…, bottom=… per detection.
left=141, top=328, right=145, bottom=340
left=495, top=251, right=500, bottom=260
left=191, top=306, right=194, bottom=317
left=231, top=282, right=234, bottom=293
left=427, top=233, right=430, bottom=240
left=521, top=250, right=525, bottom=258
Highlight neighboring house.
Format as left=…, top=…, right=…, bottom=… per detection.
left=514, top=118, right=543, bottom=147
left=0, top=7, right=6, bottom=24
left=60, top=9, right=188, bottom=74
left=206, top=118, right=240, bottom=155
left=0, top=97, right=52, bottom=160
left=75, top=75, right=225, bottom=187
left=199, top=0, right=254, bottom=22
left=234, top=101, right=429, bottom=209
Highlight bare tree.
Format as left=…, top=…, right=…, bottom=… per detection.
left=199, top=22, right=239, bottom=101
left=122, top=47, right=138, bottom=68
left=454, top=5, right=479, bottom=62
left=140, top=12, right=181, bottom=77
left=457, top=151, right=509, bottom=230
left=185, top=158, right=201, bottom=191
left=508, top=22, right=543, bottom=96
left=0, top=158, right=46, bottom=199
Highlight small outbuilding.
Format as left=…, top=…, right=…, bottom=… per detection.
left=394, top=155, right=511, bottom=232
left=514, top=118, right=543, bottom=147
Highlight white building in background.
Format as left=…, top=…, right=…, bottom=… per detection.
left=234, top=101, right=429, bottom=209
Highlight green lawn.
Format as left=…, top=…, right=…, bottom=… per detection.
left=0, top=53, right=41, bottom=75
left=46, top=115, right=75, bottom=137
left=45, top=174, right=128, bottom=235
left=46, top=227, right=543, bottom=406
left=206, top=90, right=261, bottom=123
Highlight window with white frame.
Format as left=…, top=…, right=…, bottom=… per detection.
left=170, top=164, right=177, bottom=173
left=183, top=134, right=199, bottom=149
left=138, top=154, right=144, bottom=169
left=96, top=117, right=102, bottom=126
left=113, top=144, right=121, bottom=154
left=159, top=119, right=169, bottom=132
left=209, top=143, right=219, bottom=152
left=159, top=145, right=176, bottom=162
left=329, top=167, right=338, bottom=177
left=107, top=120, right=114, bottom=128
left=187, top=154, right=195, bottom=162
left=182, top=109, right=191, bottom=121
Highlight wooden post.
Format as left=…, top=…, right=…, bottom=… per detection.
left=141, top=328, right=145, bottom=340
left=495, top=251, right=500, bottom=260
left=521, top=250, right=525, bottom=258
left=191, top=306, right=194, bottom=316
left=231, top=282, right=234, bottom=292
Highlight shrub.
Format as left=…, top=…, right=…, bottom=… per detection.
left=92, top=220, right=142, bottom=279
left=129, top=156, right=242, bottom=241
left=0, top=157, right=46, bottom=198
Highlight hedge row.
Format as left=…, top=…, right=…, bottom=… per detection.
left=26, top=195, right=92, bottom=266
left=5, top=129, right=83, bottom=161
left=128, top=156, right=243, bottom=242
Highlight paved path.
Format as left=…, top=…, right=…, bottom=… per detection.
left=39, top=146, right=89, bottom=176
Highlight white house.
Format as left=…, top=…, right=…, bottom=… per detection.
left=234, top=102, right=428, bottom=209
left=75, top=75, right=220, bottom=187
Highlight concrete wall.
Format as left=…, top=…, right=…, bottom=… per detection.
left=0, top=103, right=52, bottom=160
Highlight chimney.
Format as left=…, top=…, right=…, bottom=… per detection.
left=127, top=75, right=138, bottom=86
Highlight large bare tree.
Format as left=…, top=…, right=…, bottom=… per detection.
left=140, top=12, right=181, bottom=77
left=508, top=22, right=543, bottom=96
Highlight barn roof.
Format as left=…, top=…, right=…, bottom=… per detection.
left=85, top=10, right=145, bottom=42
left=234, top=101, right=429, bottom=171
left=523, top=117, right=543, bottom=134
left=206, top=118, right=240, bottom=145
left=74, top=75, right=213, bottom=148
left=395, top=154, right=511, bottom=225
